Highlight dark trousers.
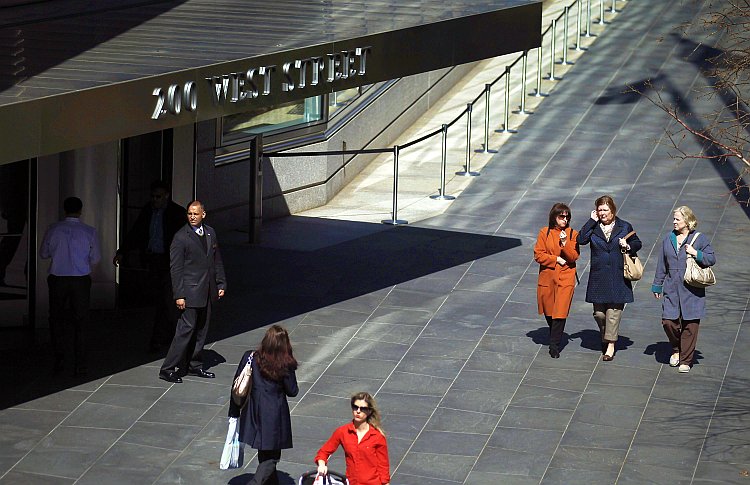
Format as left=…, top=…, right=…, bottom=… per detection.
left=160, top=303, right=210, bottom=373
left=248, top=450, right=281, bottom=485
left=662, top=318, right=700, bottom=366
left=545, top=315, right=566, bottom=349
left=48, top=274, right=91, bottom=370
left=146, top=255, right=177, bottom=347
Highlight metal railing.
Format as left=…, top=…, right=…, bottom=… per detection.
left=266, top=0, right=624, bottom=225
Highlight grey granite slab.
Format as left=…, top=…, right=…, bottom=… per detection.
left=395, top=452, right=477, bottom=483
left=0, top=471, right=75, bottom=484
left=75, top=442, right=182, bottom=485
left=13, top=427, right=123, bottom=479
left=371, top=393, right=442, bottom=423
left=393, top=354, right=465, bottom=379
left=559, top=421, right=635, bottom=449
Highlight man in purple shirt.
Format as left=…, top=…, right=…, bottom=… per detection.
left=40, top=197, right=101, bottom=376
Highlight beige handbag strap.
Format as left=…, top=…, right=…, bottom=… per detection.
left=689, top=232, right=701, bottom=246
left=623, top=230, right=637, bottom=240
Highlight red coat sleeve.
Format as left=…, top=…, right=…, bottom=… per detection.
left=375, top=433, right=391, bottom=484
left=314, top=426, right=343, bottom=464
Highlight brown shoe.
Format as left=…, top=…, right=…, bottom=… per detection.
left=602, top=354, right=614, bottom=361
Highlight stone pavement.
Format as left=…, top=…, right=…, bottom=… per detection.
left=2, top=0, right=749, bottom=484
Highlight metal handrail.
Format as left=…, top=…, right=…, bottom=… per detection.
left=265, top=0, right=622, bottom=224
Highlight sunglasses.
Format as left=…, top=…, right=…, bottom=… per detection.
left=351, top=404, right=370, bottom=413
left=556, top=214, right=569, bottom=219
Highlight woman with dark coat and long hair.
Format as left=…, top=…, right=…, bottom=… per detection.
left=229, top=325, right=298, bottom=485
left=579, top=195, right=642, bottom=361
left=534, top=202, right=580, bottom=358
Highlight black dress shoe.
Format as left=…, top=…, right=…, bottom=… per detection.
left=187, top=369, right=215, bottom=378
left=159, top=370, right=183, bottom=383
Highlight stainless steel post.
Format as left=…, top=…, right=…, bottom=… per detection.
left=562, top=7, right=573, bottom=65
left=430, top=124, right=456, bottom=200
left=457, top=104, right=479, bottom=177
left=516, top=51, right=532, bottom=114
left=598, top=0, right=608, bottom=25
left=478, top=84, right=497, bottom=153
left=548, top=19, right=562, bottom=80
left=584, top=0, right=595, bottom=37
left=574, top=0, right=587, bottom=51
left=533, top=46, right=548, bottom=96
left=381, top=145, right=407, bottom=225
left=610, top=0, right=618, bottom=14
left=496, top=67, right=517, bottom=134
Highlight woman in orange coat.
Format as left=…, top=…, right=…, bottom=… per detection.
left=534, top=203, right=580, bottom=358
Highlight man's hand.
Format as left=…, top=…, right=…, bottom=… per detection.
left=176, top=298, right=186, bottom=310
left=218, top=289, right=225, bottom=299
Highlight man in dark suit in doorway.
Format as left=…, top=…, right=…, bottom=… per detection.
left=113, top=180, right=185, bottom=352
left=159, top=200, right=226, bottom=383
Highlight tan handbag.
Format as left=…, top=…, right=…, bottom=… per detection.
left=622, top=231, right=643, bottom=281
left=684, top=232, right=716, bottom=288
left=231, top=352, right=254, bottom=407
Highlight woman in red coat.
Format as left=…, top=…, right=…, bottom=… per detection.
left=534, top=203, right=580, bottom=358
left=315, top=392, right=390, bottom=485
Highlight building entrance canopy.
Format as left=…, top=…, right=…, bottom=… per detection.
left=0, top=0, right=541, bottom=164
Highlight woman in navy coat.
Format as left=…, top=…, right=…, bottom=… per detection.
left=652, top=206, right=716, bottom=373
left=579, top=195, right=641, bottom=361
left=229, top=325, right=298, bottom=485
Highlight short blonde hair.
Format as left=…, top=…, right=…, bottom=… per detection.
left=674, top=205, right=698, bottom=230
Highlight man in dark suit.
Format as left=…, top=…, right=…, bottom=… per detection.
left=159, top=200, right=226, bottom=383
left=114, top=180, right=185, bottom=351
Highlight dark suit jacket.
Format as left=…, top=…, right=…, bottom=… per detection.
left=228, top=350, right=299, bottom=450
left=117, top=200, right=185, bottom=257
left=170, top=223, right=226, bottom=307
left=578, top=216, right=642, bottom=304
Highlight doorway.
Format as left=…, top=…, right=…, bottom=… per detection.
left=0, top=159, right=34, bottom=331
left=117, top=130, right=174, bottom=308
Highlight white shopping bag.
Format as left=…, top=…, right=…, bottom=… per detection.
left=220, top=417, right=241, bottom=469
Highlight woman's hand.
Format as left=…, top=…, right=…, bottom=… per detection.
left=559, top=231, right=567, bottom=246
left=684, top=243, right=698, bottom=257
left=653, top=292, right=661, bottom=299
left=317, top=461, right=328, bottom=476
left=590, top=210, right=598, bottom=221
left=556, top=256, right=567, bottom=266
left=618, top=238, right=629, bottom=250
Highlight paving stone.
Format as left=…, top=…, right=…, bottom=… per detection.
left=13, top=427, right=123, bottom=479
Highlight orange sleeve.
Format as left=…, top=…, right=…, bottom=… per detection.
left=560, top=229, right=580, bottom=263
left=533, top=228, right=557, bottom=268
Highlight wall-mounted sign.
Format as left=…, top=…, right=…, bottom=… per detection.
left=151, top=46, right=371, bottom=120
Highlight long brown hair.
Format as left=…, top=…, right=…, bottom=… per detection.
left=351, top=391, right=384, bottom=435
left=256, top=325, right=298, bottom=381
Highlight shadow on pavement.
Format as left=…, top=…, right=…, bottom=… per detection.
left=2, top=217, right=522, bottom=410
